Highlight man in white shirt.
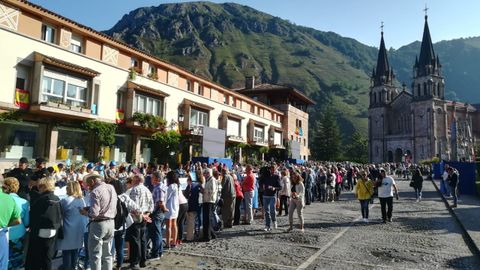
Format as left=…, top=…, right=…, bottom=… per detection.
left=377, top=168, right=399, bottom=223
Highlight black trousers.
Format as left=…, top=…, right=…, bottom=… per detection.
left=234, top=197, right=242, bottom=225
left=177, top=203, right=188, bottom=240
left=379, top=197, right=393, bottom=221
left=278, top=195, right=289, bottom=215
left=202, top=203, right=216, bottom=241
left=126, top=222, right=147, bottom=266
left=25, top=233, right=56, bottom=270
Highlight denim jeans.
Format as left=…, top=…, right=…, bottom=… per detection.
left=263, top=196, right=277, bottom=228
left=451, top=185, right=458, bottom=205
left=0, top=229, right=8, bottom=270
left=414, top=187, right=423, bottom=199
left=278, top=195, right=289, bottom=215
left=359, top=199, right=370, bottom=219
left=112, top=230, right=125, bottom=267
left=62, top=249, right=80, bottom=270
left=148, top=213, right=165, bottom=258
left=443, top=180, right=451, bottom=196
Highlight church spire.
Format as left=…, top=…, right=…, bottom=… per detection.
left=373, top=25, right=393, bottom=87
left=416, top=8, right=439, bottom=77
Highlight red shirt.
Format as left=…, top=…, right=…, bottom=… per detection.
left=242, top=173, right=255, bottom=192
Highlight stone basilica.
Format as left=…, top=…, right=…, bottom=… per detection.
left=368, top=15, right=479, bottom=164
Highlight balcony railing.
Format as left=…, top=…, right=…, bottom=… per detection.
left=227, top=135, right=245, bottom=142
left=250, top=137, right=268, bottom=146
left=189, top=125, right=204, bottom=136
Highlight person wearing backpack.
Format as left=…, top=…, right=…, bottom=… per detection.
left=108, top=180, right=141, bottom=270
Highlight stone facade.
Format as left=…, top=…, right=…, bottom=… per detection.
left=368, top=16, right=478, bottom=163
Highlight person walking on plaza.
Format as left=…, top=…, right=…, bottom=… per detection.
left=5, top=157, right=33, bottom=201
left=354, top=171, right=373, bottom=223
left=57, top=181, right=88, bottom=270
left=412, top=169, right=424, bottom=202
left=127, top=174, right=154, bottom=269
left=447, top=167, right=459, bottom=208
left=80, top=173, right=117, bottom=270
left=25, top=177, right=62, bottom=270
left=221, top=168, right=236, bottom=228
left=0, top=180, right=21, bottom=270
left=286, top=171, right=305, bottom=233
left=2, top=177, right=25, bottom=269
left=278, top=168, right=291, bottom=216
left=242, top=165, right=255, bottom=225
left=201, top=169, right=218, bottom=242
left=377, top=169, right=399, bottom=223
left=260, top=165, right=281, bottom=231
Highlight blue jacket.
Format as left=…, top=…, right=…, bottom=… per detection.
left=56, top=196, right=88, bottom=250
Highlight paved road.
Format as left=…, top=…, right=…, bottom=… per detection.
left=148, top=179, right=480, bottom=269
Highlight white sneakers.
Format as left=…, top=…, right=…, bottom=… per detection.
left=273, top=221, right=278, bottom=229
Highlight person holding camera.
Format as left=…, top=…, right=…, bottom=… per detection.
left=376, top=168, right=399, bottom=223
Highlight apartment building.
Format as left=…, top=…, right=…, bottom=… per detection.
left=237, top=77, right=314, bottom=161
left=0, top=0, right=309, bottom=170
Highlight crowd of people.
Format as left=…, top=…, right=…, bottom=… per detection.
left=0, top=156, right=459, bottom=270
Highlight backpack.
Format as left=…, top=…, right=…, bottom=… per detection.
left=114, top=196, right=129, bottom=230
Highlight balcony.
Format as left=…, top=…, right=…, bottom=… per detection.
left=227, top=135, right=245, bottom=143
left=30, top=101, right=96, bottom=120
left=125, top=112, right=167, bottom=133
left=250, top=137, right=269, bottom=147
left=188, top=125, right=204, bottom=136
left=270, top=141, right=286, bottom=149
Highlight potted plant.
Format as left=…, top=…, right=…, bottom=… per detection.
left=129, top=68, right=137, bottom=80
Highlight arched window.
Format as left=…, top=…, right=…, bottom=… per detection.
left=432, top=83, right=436, bottom=96
left=373, top=92, right=377, bottom=103
left=423, top=82, right=427, bottom=96
left=417, top=84, right=421, bottom=96
left=437, top=83, right=441, bottom=97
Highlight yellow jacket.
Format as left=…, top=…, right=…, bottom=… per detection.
left=355, top=179, right=373, bottom=200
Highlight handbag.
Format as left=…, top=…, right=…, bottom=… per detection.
left=360, top=180, right=374, bottom=203
left=409, top=181, right=415, bottom=188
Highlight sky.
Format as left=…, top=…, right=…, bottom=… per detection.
left=29, top=0, right=480, bottom=49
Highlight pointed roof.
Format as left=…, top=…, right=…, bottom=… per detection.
left=373, top=31, right=393, bottom=87
left=416, top=15, right=437, bottom=75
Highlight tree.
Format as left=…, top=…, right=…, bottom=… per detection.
left=344, top=132, right=368, bottom=163
left=311, top=110, right=342, bottom=161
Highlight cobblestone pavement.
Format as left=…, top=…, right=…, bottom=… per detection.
left=146, top=179, right=480, bottom=269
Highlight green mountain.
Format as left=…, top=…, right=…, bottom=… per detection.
left=104, top=1, right=480, bottom=140
left=104, top=1, right=378, bottom=138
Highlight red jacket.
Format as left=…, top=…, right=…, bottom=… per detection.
left=234, top=180, right=244, bottom=199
